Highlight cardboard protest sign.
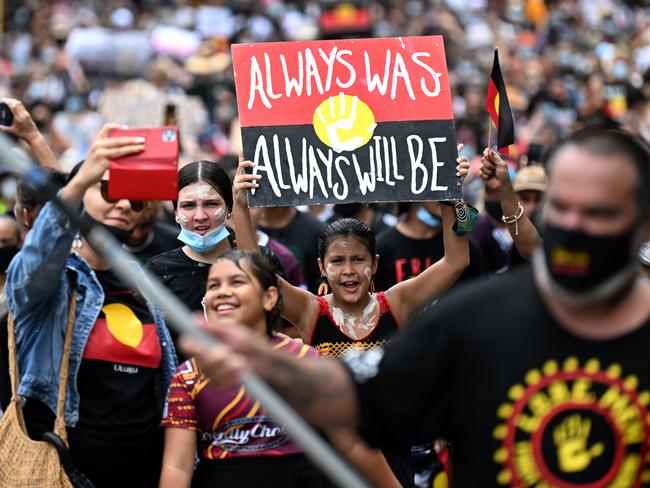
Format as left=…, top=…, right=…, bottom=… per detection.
left=232, top=35, right=461, bottom=207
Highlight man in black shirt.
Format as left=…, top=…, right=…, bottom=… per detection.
left=183, top=128, right=650, bottom=486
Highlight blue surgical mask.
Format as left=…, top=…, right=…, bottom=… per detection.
left=178, top=225, right=230, bottom=253
left=416, top=207, right=441, bottom=228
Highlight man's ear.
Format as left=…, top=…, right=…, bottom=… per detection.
left=262, top=286, right=279, bottom=312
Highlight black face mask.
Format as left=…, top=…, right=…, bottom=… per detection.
left=0, top=245, right=19, bottom=272
left=540, top=221, right=637, bottom=293
left=484, top=200, right=503, bottom=222
left=80, top=213, right=134, bottom=244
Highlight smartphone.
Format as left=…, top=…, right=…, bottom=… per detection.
left=0, top=103, right=14, bottom=126
left=107, top=126, right=180, bottom=201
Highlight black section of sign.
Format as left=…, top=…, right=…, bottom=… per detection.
left=242, top=119, right=460, bottom=207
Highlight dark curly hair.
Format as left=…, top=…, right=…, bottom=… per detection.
left=212, top=250, right=283, bottom=335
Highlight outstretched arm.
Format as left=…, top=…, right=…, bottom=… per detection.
left=180, top=319, right=359, bottom=430
left=0, top=98, right=61, bottom=170
left=386, top=145, right=470, bottom=323
left=231, top=159, right=261, bottom=253
left=479, top=148, right=540, bottom=258
left=232, top=159, right=319, bottom=339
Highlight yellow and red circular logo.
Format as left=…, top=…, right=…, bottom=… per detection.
left=493, top=357, right=650, bottom=487
left=312, top=92, right=376, bottom=153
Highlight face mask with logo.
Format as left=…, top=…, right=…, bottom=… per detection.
left=533, top=221, right=639, bottom=304
left=178, top=225, right=230, bottom=254
left=416, top=207, right=441, bottom=228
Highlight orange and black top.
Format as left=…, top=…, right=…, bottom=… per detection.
left=310, top=291, right=400, bottom=358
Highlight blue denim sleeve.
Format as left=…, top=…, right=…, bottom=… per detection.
left=6, top=201, right=76, bottom=310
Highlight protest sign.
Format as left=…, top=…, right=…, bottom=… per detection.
left=232, top=35, right=460, bottom=207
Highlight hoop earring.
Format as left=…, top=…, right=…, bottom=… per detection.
left=370, top=280, right=375, bottom=294
left=318, top=278, right=329, bottom=296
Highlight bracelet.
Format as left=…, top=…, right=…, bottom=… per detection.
left=501, top=202, right=524, bottom=235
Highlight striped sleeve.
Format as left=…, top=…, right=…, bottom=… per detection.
left=161, top=360, right=200, bottom=431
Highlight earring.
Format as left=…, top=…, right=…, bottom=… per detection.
left=72, top=232, right=83, bottom=249
left=370, top=280, right=376, bottom=294
left=318, top=278, right=329, bottom=296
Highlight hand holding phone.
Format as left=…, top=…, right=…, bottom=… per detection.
left=107, top=126, right=180, bottom=201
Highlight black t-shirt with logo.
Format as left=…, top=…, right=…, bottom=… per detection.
left=345, top=266, right=650, bottom=486
left=374, top=227, right=486, bottom=293
left=23, top=269, right=163, bottom=473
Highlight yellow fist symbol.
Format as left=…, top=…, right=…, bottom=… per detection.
left=553, top=414, right=604, bottom=473
left=313, top=93, right=376, bottom=153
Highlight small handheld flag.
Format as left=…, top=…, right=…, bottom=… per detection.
left=486, top=49, right=515, bottom=156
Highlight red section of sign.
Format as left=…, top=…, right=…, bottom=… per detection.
left=84, top=318, right=162, bottom=368
left=232, top=36, right=453, bottom=127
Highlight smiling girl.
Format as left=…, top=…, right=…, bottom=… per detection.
left=158, top=250, right=328, bottom=488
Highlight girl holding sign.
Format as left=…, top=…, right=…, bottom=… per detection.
left=232, top=149, right=471, bottom=486
left=233, top=149, right=471, bottom=355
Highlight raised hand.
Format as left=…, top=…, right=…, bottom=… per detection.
left=479, top=147, right=512, bottom=193
left=233, top=159, right=261, bottom=208
left=0, top=97, right=40, bottom=143
left=63, top=124, right=144, bottom=204
left=456, top=143, right=470, bottom=182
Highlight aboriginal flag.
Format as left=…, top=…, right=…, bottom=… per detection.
left=486, top=49, right=515, bottom=156
left=232, top=36, right=460, bottom=207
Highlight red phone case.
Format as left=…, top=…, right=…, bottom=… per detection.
left=107, top=126, right=179, bottom=201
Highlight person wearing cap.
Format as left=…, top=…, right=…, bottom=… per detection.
left=513, top=165, right=547, bottom=219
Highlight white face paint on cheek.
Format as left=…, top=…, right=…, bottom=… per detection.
left=325, top=262, right=337, bottom=281
left=177, top=213, right=190, bottom=228
left=363, top=267, right=372, bottom=282
left=214, top=207, right=226, bottom=224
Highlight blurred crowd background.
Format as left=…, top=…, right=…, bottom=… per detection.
left=0, top=0, right=648, bottom=204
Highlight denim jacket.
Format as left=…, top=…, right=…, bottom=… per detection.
left=5, top=202, right=177, bottom=426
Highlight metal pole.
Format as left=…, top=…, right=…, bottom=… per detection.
left=0, top=132, right=371, bottom=488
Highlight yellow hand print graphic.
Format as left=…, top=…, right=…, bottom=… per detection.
left=553, top=414, right=605, bottom=473
left=313, top=92, right=376, bottom=153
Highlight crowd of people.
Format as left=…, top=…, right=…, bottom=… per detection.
left=0, top=0, right=649, bottom=487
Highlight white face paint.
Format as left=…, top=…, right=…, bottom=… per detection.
left=325, top=262, right=337, bottom=281
left=363, top=267, right=372, bottom=282
left=331, top=294, right=379, bottom=340
left=183, top=184, right=213, bottom=200
left=176, top=182, right=228, bottom=234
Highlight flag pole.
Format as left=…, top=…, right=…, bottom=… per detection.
left=487, top=118, right=492, bottom=150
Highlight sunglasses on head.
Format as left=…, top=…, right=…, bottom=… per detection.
left=99, top=181, right=146, bottom=212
